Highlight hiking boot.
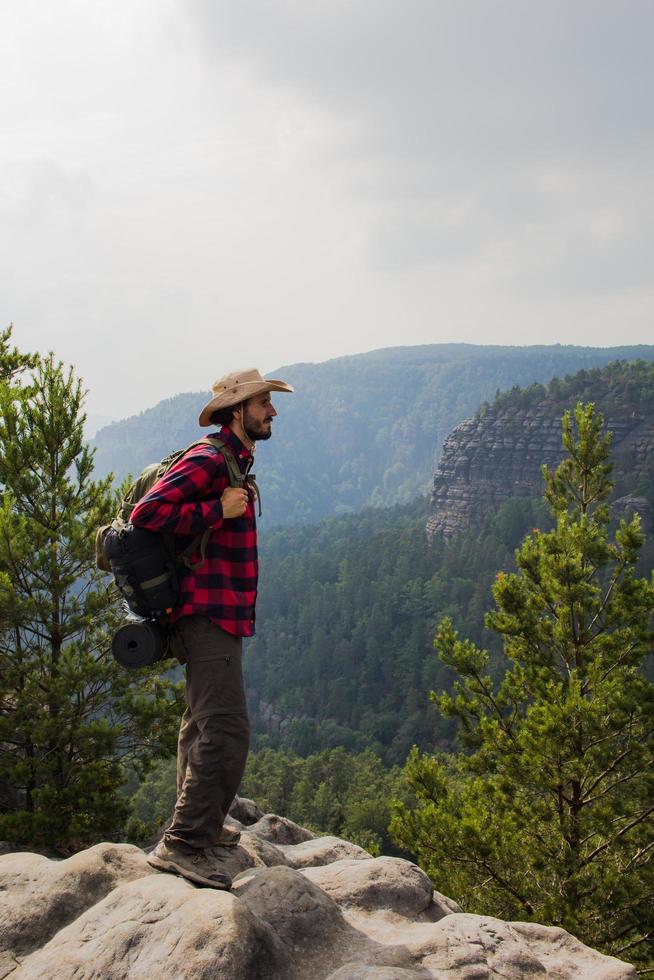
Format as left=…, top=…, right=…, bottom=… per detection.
left=213, top=827, right=241, bottom=848
left=147, top=840, right=232, bottom=890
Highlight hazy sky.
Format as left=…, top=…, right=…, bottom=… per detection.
left=2, top=1, right=653, bottom=419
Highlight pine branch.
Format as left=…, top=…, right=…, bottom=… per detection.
left=581, top=804, right=654, bottom=869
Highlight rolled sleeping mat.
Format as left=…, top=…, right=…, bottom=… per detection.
left=112, top=619, right=168, bottom=668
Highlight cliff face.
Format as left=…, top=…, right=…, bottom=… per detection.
left=427, top=400, right=654, bottom=539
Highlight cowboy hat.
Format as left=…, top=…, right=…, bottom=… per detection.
left=199, top=368, right=294, bottom=426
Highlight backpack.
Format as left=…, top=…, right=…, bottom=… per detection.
left=95, top=435, right=260, bottom=620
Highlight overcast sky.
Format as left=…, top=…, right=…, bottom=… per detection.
left=2, top=1, right=653, bottom=420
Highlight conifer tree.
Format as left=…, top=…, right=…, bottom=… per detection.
left=391, top=403, right=654, bottom=968
left=0, top=325, right=38, bottom=386
left=0, top=338, right=182, bottom=850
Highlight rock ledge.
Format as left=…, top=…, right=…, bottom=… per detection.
left=0, top=809, right=636, bottom=979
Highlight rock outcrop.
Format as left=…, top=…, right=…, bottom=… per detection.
left=0, top=803, right=636, bottom=979
left=427, top=399, right=654, bottom=539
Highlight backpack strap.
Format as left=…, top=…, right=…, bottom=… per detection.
left=247, top=473, right=262, bottom=517
left=204, top=436, right=263, bottom=517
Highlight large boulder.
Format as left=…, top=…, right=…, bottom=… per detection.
left=279, top=836, right=372, bottom=869
left=238, top=831, right=290, bottom=869
left=234, top=866, right=359, bottom=968
left=304, top=857, right=459, bottom=920
left=229, top=795, right=265, bottom=826
left=413, top=914, right=634, bottom=980
left=232, top=865, right=419, bottom=977
left=510, top=921, right=636, bottom=980
left=16, top=874, right=290, bottom=980
left=247, top=814, right=315, bottom=845
left=0, top=843, right=153, bottom=962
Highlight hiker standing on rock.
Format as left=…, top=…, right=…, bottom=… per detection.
left=130, top=368, right=293, bottom=889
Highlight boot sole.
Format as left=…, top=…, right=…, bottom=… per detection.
left=146, top=853, right=232, bottom=890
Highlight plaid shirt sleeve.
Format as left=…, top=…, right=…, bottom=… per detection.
left=130, top=446, right=227, bottom=535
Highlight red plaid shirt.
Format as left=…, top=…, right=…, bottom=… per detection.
left=130, top=426, right=258, bottom=636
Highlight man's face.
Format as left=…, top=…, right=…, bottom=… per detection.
left=242, top=392, right=277, bottom=441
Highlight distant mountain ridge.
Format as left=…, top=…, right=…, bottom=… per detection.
left=91, top=343, right=654, bottom=526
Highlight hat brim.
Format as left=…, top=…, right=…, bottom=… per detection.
left=199, top=379, right=294, bottom=426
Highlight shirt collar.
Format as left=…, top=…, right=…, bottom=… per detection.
left=217, top=425, right=253, bottom=462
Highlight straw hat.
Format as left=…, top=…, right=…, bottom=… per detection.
left=199, top=368, right=294, bottom=426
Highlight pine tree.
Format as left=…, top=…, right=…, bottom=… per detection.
left=391, top=403, right=654, bottom=968
left=0, top=341, right=182, bottom=851
left=0, top=325, right=38, bottom=386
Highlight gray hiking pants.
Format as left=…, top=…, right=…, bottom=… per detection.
left=164, top=615, right=250, bottom=853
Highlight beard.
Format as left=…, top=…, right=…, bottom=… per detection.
left=243, top=414, right=273, bottom=441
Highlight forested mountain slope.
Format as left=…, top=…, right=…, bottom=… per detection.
left=247, top=494, right=551, bottom=763
left=91, top=343, right=654, bottom=526
left=246, top=362, right=654, bottom=762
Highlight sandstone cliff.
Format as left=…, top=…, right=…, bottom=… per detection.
left=0, top=798, right=636, bottom=979
left=427, top=379, right=654, bottom=539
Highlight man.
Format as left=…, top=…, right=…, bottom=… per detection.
left=131, top=368, right=293, bottom=889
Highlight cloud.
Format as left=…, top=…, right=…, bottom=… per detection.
left=2, top=1, right=653, bottom=418
left=0, top=158, right=94, bottom=228
left=187, top=0, right=654, bottom=287
left=189, top=1, right=654, bottom=157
